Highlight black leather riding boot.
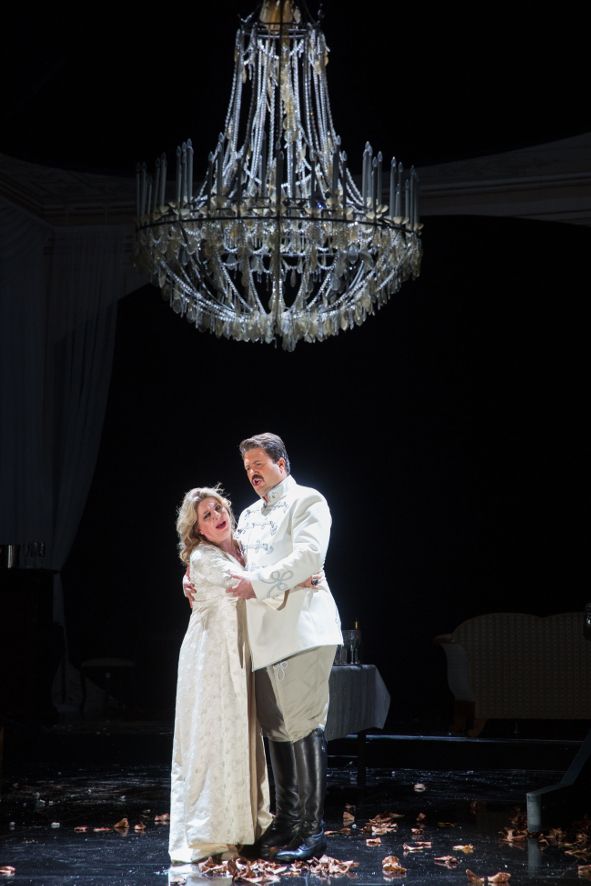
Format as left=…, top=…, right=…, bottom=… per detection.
left=258, top=739, right=301, bottom=859
left=274, top=727, right=327, bottom=862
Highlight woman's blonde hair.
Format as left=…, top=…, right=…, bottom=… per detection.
left=176, top=485, right=236, bottom=565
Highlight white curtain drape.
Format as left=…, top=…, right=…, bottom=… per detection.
left=0, top=200, right=52, bottom=546
left=1, top=198, right=127, bottom=705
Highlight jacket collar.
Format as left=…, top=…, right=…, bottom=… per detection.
left=265, top=474, right=295, bottom=505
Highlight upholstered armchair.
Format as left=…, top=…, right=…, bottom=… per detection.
left=435, top=612, right=591, bottom=736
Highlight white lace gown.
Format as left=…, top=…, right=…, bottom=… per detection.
left=168, top=543, right=272, bottom=863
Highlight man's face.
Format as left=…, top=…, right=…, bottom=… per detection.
left=243, top=447, right=286, bottom=498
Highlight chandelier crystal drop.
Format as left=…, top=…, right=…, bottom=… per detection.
left=135, top=0, right=422, bottom=350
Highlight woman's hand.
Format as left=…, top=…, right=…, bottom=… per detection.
left=227, top=575, right=256, bottom=599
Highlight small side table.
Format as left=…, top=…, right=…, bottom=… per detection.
left=326, top=664, right=391, bottom=785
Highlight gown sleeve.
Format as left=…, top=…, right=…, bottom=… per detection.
left=190, top=544, right=246, bottom=589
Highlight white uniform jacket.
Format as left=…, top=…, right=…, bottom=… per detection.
left=236, top=475, right=343, bottom=671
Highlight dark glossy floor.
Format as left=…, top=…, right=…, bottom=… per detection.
left=2, top=761, right=591, bottom=884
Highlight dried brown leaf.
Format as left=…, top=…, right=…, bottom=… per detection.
left=133, top=823, right=146, bottom=831
left=545, top=827, right=567, bottom=845
left=343, top=810, right=355, bottom=824
left=366, top=837, right=382, bottom=846
left=453, top=844, right=475, bottom=854
left=411, top=827, right=425, bottom=836
left=113, top=818, right=129, bottom=831
left=74, top=826, right=88, bottom=832
left=0, top=868, right=16, bottom=878
left=309, top=854, right=359, bottom=875
left=403, top=841, right=431, bottom=852
left=566, top=849, right=591, bottom=859
left=466, top=871, right=485, bottom=885
left=488, top=873, right=511, bottom=883
left=578, top=865, right=591, bottom=879
left=92, top=827, right=111, bottom=832
left=435, top=855, right=459, bottom=867
left=382, top=855, right=407, bottom=875
left=154, top=813, right=170, bottom=822
left=500, top=828, right=527, bottom=843
left=363, top=812, right=401, bottom=834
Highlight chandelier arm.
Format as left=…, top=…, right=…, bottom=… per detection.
left=266, top=39, right=277, bottom=190
left=162, top=245, right=227, bottom=317
left=309, top=33, right=326, bottom=156
left=211, top=256, right=258, bottom=314
left=269, top=2, right=289, bottom=330
left=290, top=37, right=307, bottom=200
left=230, top=30, right=246, bottom=153
left=301, top=32, right=320, bottom=202
left=247, top=46, right=269, bottom=196
left=165, top=263, right=233, bottom=322
left=310, top=38, right=332, bottom=194
left=170, top=218, right=253, bottom=317
left=237, top=39, right=261, bottom=199
left=244, top=259, right=270, bottom=315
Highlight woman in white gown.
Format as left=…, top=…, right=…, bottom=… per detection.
left=168, top=486, right=272, bottom=864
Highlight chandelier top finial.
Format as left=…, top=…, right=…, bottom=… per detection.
left=259, top=0, right=301, bottom=27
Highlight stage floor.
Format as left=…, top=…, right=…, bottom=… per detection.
left=1, top=761, right=589, bottom=884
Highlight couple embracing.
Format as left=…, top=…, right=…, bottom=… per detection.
left=169, top=432, right=343, bottom=865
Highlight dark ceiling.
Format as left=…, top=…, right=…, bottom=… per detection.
left=3, top=2, right=588, bottom=178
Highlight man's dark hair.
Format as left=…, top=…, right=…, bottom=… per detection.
left=239, top=432, right=291, bottom=475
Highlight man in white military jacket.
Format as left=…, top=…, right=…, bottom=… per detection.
left=228, top=432, right=342, bottom=862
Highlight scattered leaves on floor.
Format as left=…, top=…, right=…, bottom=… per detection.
left=198, top=854, right=358, bottom=881
left=466, top=872, right=511, bottom=884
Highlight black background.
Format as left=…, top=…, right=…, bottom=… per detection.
left=4, top=2, right=588, bottom=729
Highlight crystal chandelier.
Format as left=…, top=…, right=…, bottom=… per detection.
left=135, top=0, right=422, bottom=351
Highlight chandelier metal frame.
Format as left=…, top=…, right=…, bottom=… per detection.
left=135, top=0, right=422, bottom=350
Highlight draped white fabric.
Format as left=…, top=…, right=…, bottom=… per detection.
left=0, top=197, right=126, bottom=634
left=0, top=200, right=52, bottom=547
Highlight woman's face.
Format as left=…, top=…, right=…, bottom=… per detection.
left=195, top=497, right=232, bottom=545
